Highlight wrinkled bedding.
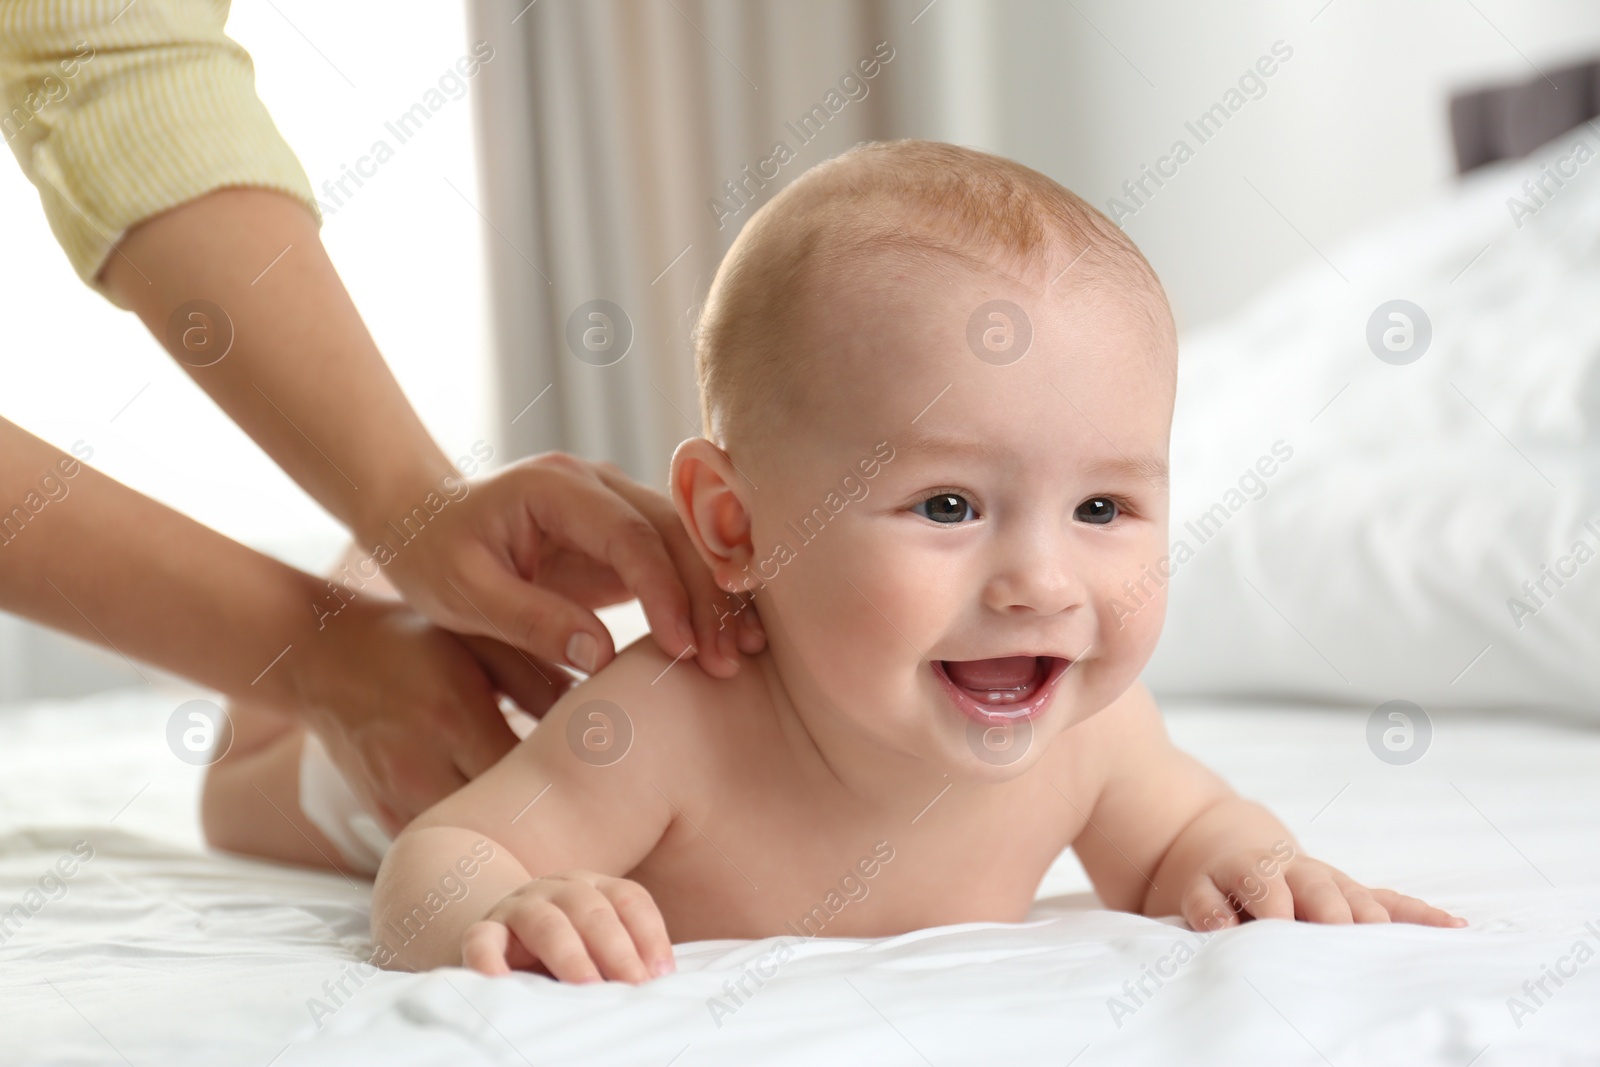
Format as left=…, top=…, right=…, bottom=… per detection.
left=3, top=688, right=1597, bottom=1065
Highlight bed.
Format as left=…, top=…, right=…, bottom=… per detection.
left=8, top=71, right=1600, bottom=1067
left=4, top=675, right=1599, bottom=1065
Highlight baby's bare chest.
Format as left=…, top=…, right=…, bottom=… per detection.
left=629, top=766, right=1094, bottom=944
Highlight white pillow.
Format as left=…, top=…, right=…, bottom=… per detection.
left=1143, top=126, right=1600, bottom=713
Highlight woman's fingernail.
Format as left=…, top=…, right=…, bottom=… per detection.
left=651, top=957, right=675, bottom=977
left=678, top=615, right=697, bottom=652
left=566, top=631, right=599, bottom=674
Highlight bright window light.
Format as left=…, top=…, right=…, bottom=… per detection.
left=0, top=1, right=492, bottom=572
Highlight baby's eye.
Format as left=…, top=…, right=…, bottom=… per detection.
left=914, top=492, right=977, bottom=524
left=1075, top=497, right=1119, bottom=525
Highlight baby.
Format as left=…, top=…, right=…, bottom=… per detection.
left=207, top=140, right=1463, bottom=983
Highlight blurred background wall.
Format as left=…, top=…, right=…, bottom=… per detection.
left=473, top=0, right=1600, bottom=481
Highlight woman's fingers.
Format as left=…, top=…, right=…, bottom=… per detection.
left=527, top=460, right=695, bottom=668
left=737, top=603, right=767, bottom=655
left=429, top=682, right=525, bottom=785
left=592, top=463, right=745, bottom=677
left=295, top=598, right=521, bottom=825
left=461, top=549, right=618, bottom=676
left=376, top=449, right=761, bottom=684
left=460, top=634, right=573, bottom=721
left=369, top=740, right=472, bottom=828
left=321, top=718, right=470, bottom=832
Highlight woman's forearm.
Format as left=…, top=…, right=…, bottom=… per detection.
left=99, top=188, right=458, bottom=544
left=0, top=416, right=336, bottom=706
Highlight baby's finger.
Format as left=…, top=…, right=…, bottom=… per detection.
left=559, top=885, right=652, bottom=984
left=601, top=877, right=675, bottom=977
left=505, top=901, right=603, bottom=983
left=461, top=920, right=514, bottom=976
left=1181, top=876, right=1240, bottom=933
left=1289, top=875, right=1354, bottom=924
left=1218, top=856, right=1293, bottom=921
left=1330, top=878, right=1391, bottom=924
left=1370, top=887, right=1468, bottom=928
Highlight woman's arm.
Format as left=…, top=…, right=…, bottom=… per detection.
left=5, top=1, right=761, bottom=678
left=0, top=417, right=542, bottom=823
left=0, top=415, right=350, bottom=708
left=99, top=188, right=760, bottom=678
left=100, top=188, right=460, bottom=557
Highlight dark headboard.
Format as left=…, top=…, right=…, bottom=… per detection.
left=1450, top=59, right=1600, bottom=173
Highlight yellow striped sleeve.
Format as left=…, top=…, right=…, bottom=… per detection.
left=0, top=0, right=319, bottom=296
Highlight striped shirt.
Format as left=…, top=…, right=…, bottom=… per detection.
left=0, top=0, right=317, bottom=295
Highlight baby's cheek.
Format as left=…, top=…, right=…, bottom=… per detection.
left=1120, top=581, right=1167, bottom=659
left=1092, top=567, right=1168, bottom=681
left=1075, top=604, right=1163, bottom=721
left=764, top=551, right=890, bottom=691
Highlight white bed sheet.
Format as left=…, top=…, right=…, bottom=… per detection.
left=2, top=687, right=1598, bottom=1066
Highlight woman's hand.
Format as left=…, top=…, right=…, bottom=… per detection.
left=354, top=452, right=765, bottom=681
left=462, top=871, right=675, bottom=983
left=287, top=595, right=572, bottom=830
left=103, top=191, right=763, bottom=687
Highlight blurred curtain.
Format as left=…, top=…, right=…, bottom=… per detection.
left=465, top=0, right=988, bottom=483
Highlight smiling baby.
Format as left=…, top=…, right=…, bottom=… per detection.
left=369, top=139, right=1464, bottom=982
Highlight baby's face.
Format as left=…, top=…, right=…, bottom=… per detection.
left=735, top=256, right=1174, bottom=779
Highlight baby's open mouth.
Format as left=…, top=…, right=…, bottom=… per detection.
left=932, top=655, right=1072, bottom=725
left=941, top=656, right=1050, bottom=704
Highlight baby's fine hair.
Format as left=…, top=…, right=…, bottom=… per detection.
left=693, top=139, right=1172, bottom=449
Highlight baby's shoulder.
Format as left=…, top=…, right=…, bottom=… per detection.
left=411, top=637, right=761, bottom=876
left=541, top=636, right=765, bottom=781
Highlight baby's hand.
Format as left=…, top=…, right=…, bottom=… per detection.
left=1181, top=847, right=1467, bottom=931
left=461, top=871, right=676, bottom=983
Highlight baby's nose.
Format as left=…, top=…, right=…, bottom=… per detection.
left=980, top=531, right=1087, bottom=617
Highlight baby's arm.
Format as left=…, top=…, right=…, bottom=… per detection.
left=1072, top=683, right=1464, bottom=930
left=371, top=642, right=680, bottom=981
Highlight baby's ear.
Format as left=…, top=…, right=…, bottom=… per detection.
left=669, top=438, right=755, bottom=593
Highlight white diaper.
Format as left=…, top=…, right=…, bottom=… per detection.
left=299, top=734, right=393, bottom=875
left=298, top=703, right=540, bottom=874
